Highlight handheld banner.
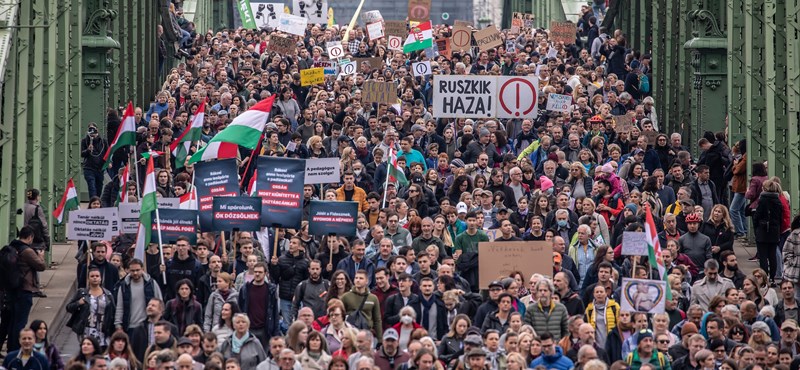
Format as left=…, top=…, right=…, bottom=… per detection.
left=67, top=208, right=119, bottom=241
left=153, top=209, right=198, bottom=244
left=195, top=159, right=240, bottom=231
left=308, top=200, right=359, bottom=237
left=212, top=197, right=262, bottom=231
left=256, top=157, right=306, bottom=229
left=620, top=278, right=667, bottom=314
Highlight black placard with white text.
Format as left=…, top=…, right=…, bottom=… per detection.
left=195, top=159, right=240, bottom=230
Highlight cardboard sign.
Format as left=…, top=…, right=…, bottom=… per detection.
left=67, top=208, right=119, bottom=241
left=305, top=157, right=341, bottom=184
left=550, top=21, right=577, bottom=45
left=268, top=35, right=296, bottom=55
left=513, top=12, right=535, bottom=28
left=614, top=114, right=634, bottom=133
left=450, top=22, right=472, bottom=52
left=353, top=57, right=383, bottom=70
left=308, top=200, right=359, bottom=237
left=194, top=159, right=239, bottom=231
left=256, top=157, right=306, bottom=229
left=362, top=10, right=383, bottom=24
left=384, top=20, right=407, bottom=38
left=212, top=197, right=262, bottom=231
left=301, top=67, right=325, bottom=86
left=153, top=209, right=198, bottom=244
left=622, top=231, right=649, bottom=256
left=362, top=81, right=397, bottom=104
left=326, top=41, right=344, bottom=59
left=278, top=13, right=308, bottom=36
left=293, top=0, right=328, bottom=24
left=435, top=37, right=451, bottom=59
left=474, top=27, right=502, bottom=51
left=478, top=241, right=551, bottom=289
left=621, top=278, right=667, bottom=314
left=546, top=93, right=573, bottom=113
left=641, top=130, right=659, bottom=146
left=367, top=21, right=384, bottom=40
left=408, top=0, right=431, bottom=23
left=412, top=61, right=432, bottom=77
left=250, top=2, right=284, bottom=29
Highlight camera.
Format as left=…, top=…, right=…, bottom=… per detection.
left=87, top=127, right=98, bottom=136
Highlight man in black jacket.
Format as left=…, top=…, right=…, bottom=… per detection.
left=270, top=236, right=310, bottom=325
left=81, top=123, right=109, bottom=197
left=77, top=242, right=119, bottom=292
left=418, top=277, right=448, bottom=340
left=384, top=273, right=421, bottom=327
left=239, top=262, right=281, bottom=347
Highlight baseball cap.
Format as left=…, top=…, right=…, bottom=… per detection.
left=456, top=202, right=468, bottom=214
left=632, top=148, right=644, bottom=156
left=464, top=334, right=483, bottom=346
left=218, top=110, right=228, bottom=116
left=177, top=337, right=193, bottom=347
left=782, top=319, right=799, bottom=331
left=488, top=280, right=503, bottom=289
left=383, top=328, right=399, bottom=341
left=467, top=348, right=487, bottom=358
left=497, top=207, right=509, bottom=214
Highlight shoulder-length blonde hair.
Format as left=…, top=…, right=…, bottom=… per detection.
left=709, top=204, right=734, bottom=232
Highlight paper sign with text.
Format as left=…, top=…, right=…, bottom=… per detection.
left=479, top=241, right=551, bottom=289
left=301, top=67, right=325, bottom=86
left=67, top=208, right=119, bottom=241
left=622, top=231, right=649, bottom=256
left=550, top=21, right=577, bottom=44
left=546, top=93, right=573, bottom=113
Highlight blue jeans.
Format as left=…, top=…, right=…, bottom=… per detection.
left=730, top=192, right=748, bottom=235
left=7, top=291, right=33, bottom=352
left=83, top=168, right=104, bottom=198
left=280, top=298, right=293, bottom=327
left=592, top=3, right=606, bottom=19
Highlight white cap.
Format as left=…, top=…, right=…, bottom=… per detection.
left=457, top=202, right=468, bottom=214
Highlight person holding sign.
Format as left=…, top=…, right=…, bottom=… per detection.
left=269, top=236, right=310, bottom=326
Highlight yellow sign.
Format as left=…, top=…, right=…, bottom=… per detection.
left=301, top=68, right=325, bottom=86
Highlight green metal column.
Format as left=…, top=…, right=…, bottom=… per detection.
left=82, top=0, right=119, bottom=135
left=727, top=0, right=747, bottom=144
left=786, top=0, right=800, bottom=212
left=651, top=0, right=667, bottom=131
left=684, top=8, right=728, bottom=143
left=745, top=0, right=767, bottom=165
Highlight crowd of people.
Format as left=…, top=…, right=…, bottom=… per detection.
left=3, top=3, right=800, bottom=370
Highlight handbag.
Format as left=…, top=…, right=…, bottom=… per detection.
left=345, top=294, right=370, bottom=330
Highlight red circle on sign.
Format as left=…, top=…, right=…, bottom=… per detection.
left=410, top=5, right=429, bottom=20
left=388, top=37, right=401, bottom=49
left=329, top=46, right=342, bottom=58
left=452, top=30, right=470, bottom=47
left=499, top=78, right=537, bottom=117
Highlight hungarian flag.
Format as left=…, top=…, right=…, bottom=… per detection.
left=53, top=178, right=78, bottom=224
left=171, top=103, right=205, bottom=169
left=134, top=155, right=157, bottom=262
left=117, top=164, right=130, bottom=205
left=140, top=151, right=164, bottom=160
left=188, top=95, right=276, bottom=164
left=102, top=102, right=137, bottom=170
left=179, top=188, right=197, bottom=210
left=247, top=170, right=258, bottom=196
left=403, top=21, right=433, bottom=53
left=388, top=147, right=408, bottom=186
left=645, top=202, right=672, bottom=300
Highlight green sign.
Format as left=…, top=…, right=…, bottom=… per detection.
left=238, top=0, right=257, bottom=29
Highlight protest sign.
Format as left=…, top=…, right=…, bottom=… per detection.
left=278, top=13, right=308, bottom=36
left=238, top=0, right=258, bottom=29
left=314, top=61, right=337, bottom=75
left=614, top=114, right=634, bottom=133
left=293, top=0, right=327, bottom=24
left=432, top=75, right=496, bottom=118
left=506, top=40, right=516, bottom=53
left=384, top=20, right=407, bottom=38
left=641, top=130, right=659, bottom=146
left=512, top=12, right=535, bottom=28
left=474, top=27, right=502, bottom=52
left=195, top=159, right=239, bottom=231
left=362, top=81, right=397, bottom=104
left=339, top=60, right=357, bottom=75
left=550, top=21, right=577, bottom=45
left=301, top=67, right=325, bottom=86
left=478, top=241, right=550, bottom=289
left=118, top=198, right=178, bottom=234
left=256, top=157, right=306, bottom=229
left=362, top=10, right=383, bottom=24
left=305, top=157, right=341, bottom=184
left=268, top=35, right=296, bottom=55
left=435, top=37, right=451, bottom=59
left=622, top=231, right=649, bottom=256
left=326, top=41, right=344, bottom=59
left=412, top=61, right=432, bottom=77
left=250, top=2, right=284, bottom=29
left=153, top=209, right=198, bottom=244
left=67, top=208, right=119, bottom=241
left=546, top=93, right=573, bottom=113
left=387, top=35, right=404, bottom=51
left=408, top=0, right=431, bottom=22
left=621, top=278, right=667, bottom=313
left=367, top=22, right=384, bottom=40
left=450, top=22, right=472, bottom=52
left=485, top=229, right=500, bottom=242
left=352, top=57, right=383, bottom=69
left=212, top=197, right=262, bottom=231
left=308, top=201, right=359, bottom=237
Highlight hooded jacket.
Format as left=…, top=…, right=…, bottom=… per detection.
left=268, top=250, right=310, bottom=301
left=529, top=346, right=574, bottom=370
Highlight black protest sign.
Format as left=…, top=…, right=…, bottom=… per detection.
left=153, top=209, right=198, bottom=244
left=308, top=200, right=359, bottom=237
left=256, top=157, right=306, bottom=229
left=194, top=159, right=240, bottom=231
left=212, top=197, right=262, bottom=231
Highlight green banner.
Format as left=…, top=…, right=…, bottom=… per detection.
left=238, top=0, right=257, bottom=29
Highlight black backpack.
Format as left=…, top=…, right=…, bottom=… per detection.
left=0, top=245, right=22, bottom=291
left=28, top=206, right=46, bottom=244
left=346, top=294, right=371, bottom=330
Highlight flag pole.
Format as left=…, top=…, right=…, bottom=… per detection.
left=381, top=147, right=393, bottom=208
left=131, top=146, right=142, bottom=199
left=240, top=132, right=265, bottom=188
left=150, top=168, right=167, bottom=285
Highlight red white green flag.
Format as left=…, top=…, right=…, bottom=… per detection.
left=117, top=164, right=130, bottom=205
left=645, top=202, right=672, bottom=300
left=53, top=178, right=78, bottom=224
left=102, top=102, right=137, bottom=170
left=388, top=147, right=408, bottom=186
left=170, top=103, right=205, bottom=169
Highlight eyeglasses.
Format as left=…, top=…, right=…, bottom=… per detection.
left=657, top=340, right=670, bottom=344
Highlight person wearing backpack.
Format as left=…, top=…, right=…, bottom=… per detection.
left=341, top=270, right=382, bottom=341
left=0, top=226, right=46, bottom=353
left=626, top=329, right=672, bottom=370
left=22, top=189, right=50, bottom=253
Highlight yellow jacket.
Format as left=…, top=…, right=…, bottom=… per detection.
left=584, top=299, right=620, bottom=334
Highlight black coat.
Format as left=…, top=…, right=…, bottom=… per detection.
left=754, top=192, right=783, bottom=244
left=269, top=251, right=310, bottom=301
left=66, top=288, right=116, bottom=338
left=384, top=293, right=422, bottom=327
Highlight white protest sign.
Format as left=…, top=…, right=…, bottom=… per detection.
left=278, top=13, right=308, bottom=36
left=387, top=35, right=404, bottom=51
left=251, top=2, right=284, bottom=29
left=326, top=41, right=344, bottom=59
left=362, top=10, right=383, bottom=24
left=67, top=208, right=119, bottom=241
left=340, top=60, right=357, bottom=76
left=495, top=76, right=539, bottom=119
left=293, top=0, right=328, bottom=24
left=621, top=278, right=667, bottom=314
left=412, top=61, right=432, bottom=77
left=546, top=93, right=573, bottom=113
left=432, top=75, right=497, bottom=118
left=367, top=22, right=385, bottom=40
left=305, top=157, right=341, bottom=184
left=118, top=199, right=181, bottom=234
left=621, top=231, right=649, bottom=256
